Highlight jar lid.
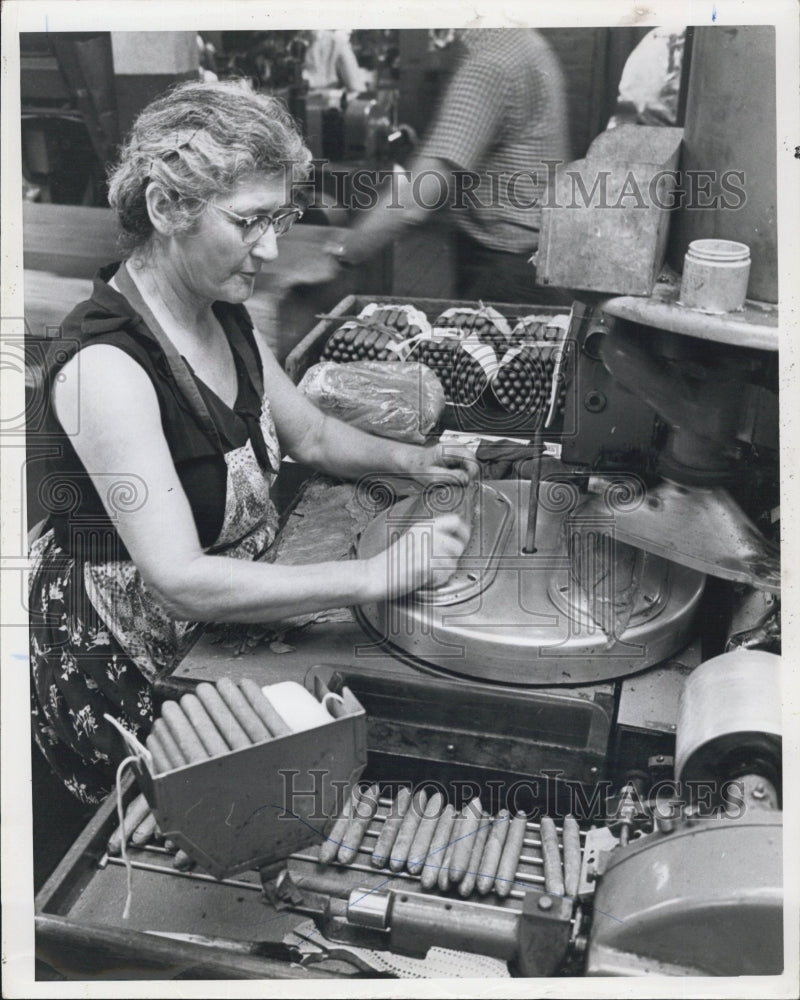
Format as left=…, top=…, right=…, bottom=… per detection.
left=687, top=239, right=751, bottom=263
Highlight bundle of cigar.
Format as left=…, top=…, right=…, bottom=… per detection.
left=405, top=339, right=488, bottom=405
left=491, top=345, right=567, bottom=418
left=433, top=307, right=511, bottom=357
left=512, top=315, right=569, bottom=344
left=316, top=304, right=575, bottom=422
left=146, top=678, right=291, bottom=774
left=318, top=786, right=583, bottom=900
left=320, top=321, right=402, bottom=363
left=320, top=304, right=429, bottom=364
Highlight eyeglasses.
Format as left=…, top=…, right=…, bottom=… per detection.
left=211, top=202, right=304, bottom=243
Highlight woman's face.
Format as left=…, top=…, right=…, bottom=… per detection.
left=169, top=173, right=290, bottom=305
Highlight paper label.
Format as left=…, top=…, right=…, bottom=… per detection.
left=460, top=334, right=499, bottom=379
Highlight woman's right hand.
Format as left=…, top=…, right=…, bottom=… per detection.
left=365, top=512, right=471, bottom=600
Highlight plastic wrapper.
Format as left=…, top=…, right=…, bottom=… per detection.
left=298, top=360, right=446, bottom=444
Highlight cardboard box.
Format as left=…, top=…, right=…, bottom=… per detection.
left=136, top=676, right=367, bottom=880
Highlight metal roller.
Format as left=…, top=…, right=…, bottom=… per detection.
left=675, top=650, right=782, bottom=786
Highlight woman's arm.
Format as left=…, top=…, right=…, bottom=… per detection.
left=53, top=345, right=470, bottom=623
left=252, top=336, right=476, bottom=484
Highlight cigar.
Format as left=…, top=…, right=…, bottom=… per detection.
left=338, top=783, right=380, bottom=865
left=476, top=809, right=510, bottom=895
left=319, top=784, right=360, bottom=865
left=494, top=812, right=527, bottom=898
left=420, top=803, right=456, bottom=890
left=389, top=789, right=428, bottom=874
left=458, top=811, right=493, bottom=898
left=371, top=786, right=412, bottom=869
left=562, top=816, right=581, bottom=897
left=448, top=797, right=483, bottom=884
left=407, top=792, right=444, bottom=876
left=540, top=816, right=565, bottom=897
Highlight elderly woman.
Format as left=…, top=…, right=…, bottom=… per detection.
left=29, top=80, right=471, bottom=805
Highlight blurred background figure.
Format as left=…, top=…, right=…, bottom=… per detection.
left=607, top=26, right=686, bottom=128
left=303, top=29, right=371, bottom=94
left=324, top=28, right=574, bottom=304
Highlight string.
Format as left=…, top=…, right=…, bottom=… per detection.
left=115, top=754, right=142, bottom=921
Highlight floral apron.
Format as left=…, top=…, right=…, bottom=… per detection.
left=28, top=398, right=281, bottom=804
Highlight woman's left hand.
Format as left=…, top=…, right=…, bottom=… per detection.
left=407, top=443, right=478, bottom=487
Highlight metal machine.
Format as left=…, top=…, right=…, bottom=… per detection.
left=32, top=23, right=784, bottom=982
left=262, top=298, right=783, bottom=976
left=32, top=263, right=783, bottom=981
left=35, top=289, right=783, bottom=980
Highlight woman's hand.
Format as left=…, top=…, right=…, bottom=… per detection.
left=405, top=442, right=478, bottom=488
left=364, top=511, right=471, bottom=599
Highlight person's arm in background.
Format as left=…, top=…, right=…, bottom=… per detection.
left=327, top=47, right=507, bottom=267
left=329, top=153, right=457, bottom=266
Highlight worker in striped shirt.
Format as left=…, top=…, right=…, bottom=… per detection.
left=325, top=28, right=574, bottom=304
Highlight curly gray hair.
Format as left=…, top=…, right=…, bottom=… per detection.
left=107, top=79, right=311, bottom=255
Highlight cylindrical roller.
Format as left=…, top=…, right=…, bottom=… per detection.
left=540, top=816, right=565, bottom=897
left=371, top=786, right=412, bottom=869
left=675, top=650, right=782, bottom=784
left=421, top=803, right=456, bottom=890
left=448, top=797, right=482, bottom=884
left=319, top=785, right=360, bottom=865
left=195, top=683, right=250, bottom=750
left=407, top=792, right=444, bottom=876
left=390, top=789, right=427, bottom=874
left=338, top=784, right=380, bottom=865
left=180, top=693, right=230, bottom=757
left=215, top=677, right=269, bottom=744
left=130, top=810, right=158, bottom=847
left=494, top=812, right=527, bottom=898
left=146, top=731, right=172, bottom=775
left=476, top=809, right=510, bottom=896
left=239, top=678, right=290, bottom=737
left=562, top=816, right=581, bottom=897
left=459, top=811, right=492, bottom=898
left=107, top=792, right=151, bottom=854
left=161, top=701, right=208, bottom=764
left=152, top=718, right=187, bottom=769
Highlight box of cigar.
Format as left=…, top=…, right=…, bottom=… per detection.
left=134, top=673, right=367, bottom=880
left=284, top=294, right=576, bottom=436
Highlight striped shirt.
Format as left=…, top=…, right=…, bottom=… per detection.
left=421, top=29, right=570, bottom=253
